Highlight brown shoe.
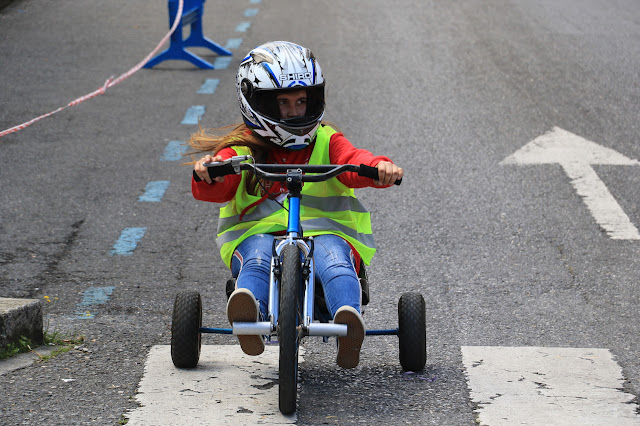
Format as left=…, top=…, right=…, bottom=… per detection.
left=334, top=306, right=365, bottom=369
left=226, top=289, right=265, bottom=356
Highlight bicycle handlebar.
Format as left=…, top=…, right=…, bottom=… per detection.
left=197, top=155, right=402, bottom=185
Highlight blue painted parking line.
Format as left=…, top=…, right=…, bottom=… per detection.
left=244, top=8, right=259, bottom=17
left=213, top=57, right=232, bottom=69
left=197, top=79, right=220, bottom=94
left=225, top=38, right=243, bottom=49
left=236, top=22, right=251, bottom=32
left=181, top=106, right=206, bottom=125
left=111, top=227, right=147, bottom=255
left=160, top=141, right=187, bottom=161
left=139, top=181, right=170, bottom=202
left=75, top=286, right=115, bottom=319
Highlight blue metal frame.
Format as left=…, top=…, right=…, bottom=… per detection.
left=287, top=196, right=301, bottom=235
left=200, top=162, right=399, bottom=338
left=200, top=327, right=232, bottom=334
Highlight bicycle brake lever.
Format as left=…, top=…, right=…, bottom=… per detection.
left=203, top=155, right=253, bottom=173
left=230, top=155, right=253, bottom=173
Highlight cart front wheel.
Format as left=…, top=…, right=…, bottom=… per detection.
left=171, top=290, right=202, bottom=368
left=398, top=292, right=426, bottom=371
left=278, top=243, right=302, bottom=414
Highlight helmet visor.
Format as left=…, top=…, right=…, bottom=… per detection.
left=248, top=85, right=325, bottom=128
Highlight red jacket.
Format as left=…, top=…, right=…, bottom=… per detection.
left=192, top=130, right=394, bottom=271
left=192, top=131, right=393, bottom=203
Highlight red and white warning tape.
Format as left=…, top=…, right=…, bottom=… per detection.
left=0, top=0, right=184, bottom=139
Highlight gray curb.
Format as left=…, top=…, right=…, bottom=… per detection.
left=0, top=298, right=44, bottom=349
left=0, top=345, right=62, bottom=375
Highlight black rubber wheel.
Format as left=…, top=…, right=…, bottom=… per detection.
left=171, top=290, right=202, bottom=368
left=278, top=243, right=301, bottom=415
left=398, top=292, right=426, bottom=371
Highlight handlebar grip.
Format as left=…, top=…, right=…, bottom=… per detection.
left=358, top=164, right=402, bottom=186
left=207, top=162, right=236, bottom=180
left=192, top=162, right=236, bottom=183
left=357, top=164, right=379, bottom=181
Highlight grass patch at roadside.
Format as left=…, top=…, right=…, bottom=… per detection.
left=36, top=330, right=85, bottom=362
left=0, top=336, right=34, bottom=360
left=0, top=331, right=84, bottom=362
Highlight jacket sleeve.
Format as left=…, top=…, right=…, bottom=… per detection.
left=191, top=147, right=243, bottom=203
left=328, top=132, right=394, bottom=188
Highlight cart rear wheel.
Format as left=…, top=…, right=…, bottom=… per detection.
left=398, top=292, right=426, bottom=371
left=171, top=290, right=202, bottom=368
left=278, top=243, right=302, bottom=415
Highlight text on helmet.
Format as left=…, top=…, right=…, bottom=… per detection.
left=280, top=73, right=312, bottom=81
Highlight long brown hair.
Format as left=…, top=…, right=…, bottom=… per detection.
left=187, top=123, right=272, bottom=158
left=185, top=123, right=274, bottom=195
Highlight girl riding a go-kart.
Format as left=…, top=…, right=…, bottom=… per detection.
left=188, top=41, right=404, bottom=369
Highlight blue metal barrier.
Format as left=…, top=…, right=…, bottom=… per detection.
left=144, top=0, right=231, bottom=69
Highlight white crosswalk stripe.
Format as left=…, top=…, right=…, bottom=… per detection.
left=462, top=346, right=640, bottom=425
left=126, top=345, right=297, bottom=425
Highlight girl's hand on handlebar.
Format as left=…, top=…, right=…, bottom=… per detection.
left=194, top=154, right=225, bottom=184
left=374, top=161, right=404, bottom=186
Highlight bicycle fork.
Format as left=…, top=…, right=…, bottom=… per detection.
left=232, top=237, right=348, bottom=339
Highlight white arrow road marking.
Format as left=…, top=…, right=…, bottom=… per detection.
left=126, top=345, right=298, bottom=425
left=462, top=346, right=640, bottom=425
left=501, top=127, right=640, bottom=240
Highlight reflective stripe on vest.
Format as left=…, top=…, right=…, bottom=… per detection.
left=216, top=218, right=376, bottom=250
left=217, top=195, right=370, bottom=234
left=215, top=126, right=376, bottom=267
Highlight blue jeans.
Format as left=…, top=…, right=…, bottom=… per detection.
left=231, top=234, right=361, bottom=320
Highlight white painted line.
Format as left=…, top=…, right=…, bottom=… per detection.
left=502, top=127, right=640, bottom=240
left=126, top=345, right=298, bottom=425
left=562, top=161, right=639, bottom=239
left=462, top=346, right=640, bottom=425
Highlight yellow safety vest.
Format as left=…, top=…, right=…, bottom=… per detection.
left=216, top=125, right=376, bottom=267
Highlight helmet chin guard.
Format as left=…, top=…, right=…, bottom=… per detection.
left=236, top=41, right=325, bottom=149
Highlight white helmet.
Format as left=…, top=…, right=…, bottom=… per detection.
left=236, top=41, right=325, bottom=150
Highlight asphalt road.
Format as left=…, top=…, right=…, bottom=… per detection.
left=1, top=0, right=640, bottom=424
